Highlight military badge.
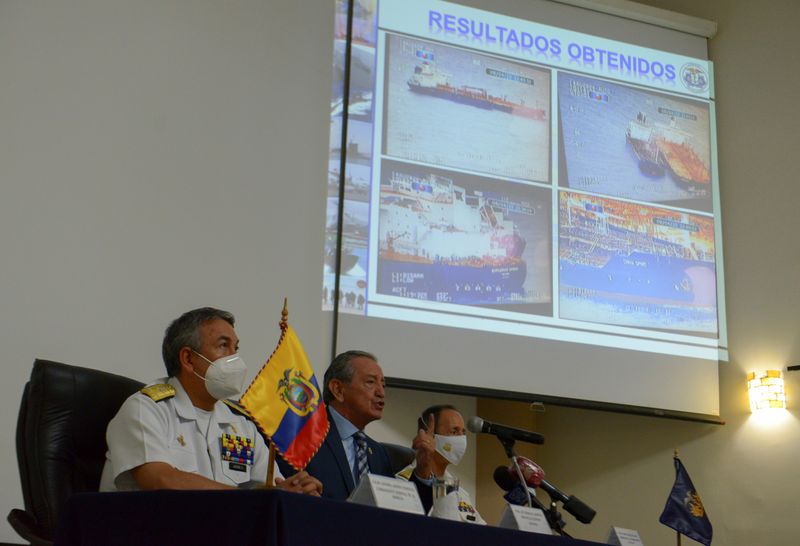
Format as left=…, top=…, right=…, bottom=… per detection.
left=458, top=500, right=478, bottom=522
left=220, top=434, right=254, bottom=468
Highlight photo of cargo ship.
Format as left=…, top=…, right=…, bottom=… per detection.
left=558, top=191, right=718, bottom=334
left=559, top=72, right=712, bottom=212
left=407, top=61, right=546, bottom=120
left=384, top=34, right=551, bottom=183
left=379, top=171, right=526, bottom=304
left=376, top=163, right=552, bottom=310
left=626, top=112, right=710, bottom=190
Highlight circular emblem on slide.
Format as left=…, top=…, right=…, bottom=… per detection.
left=680, top=63, right=709, bottom=93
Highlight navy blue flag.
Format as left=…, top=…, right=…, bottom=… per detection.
left=503, top=482, right=530, bottom=506
left=659, top=457, right=713, bottom=545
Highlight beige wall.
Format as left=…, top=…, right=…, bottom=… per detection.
left=474, top=1, right=800, bottom=544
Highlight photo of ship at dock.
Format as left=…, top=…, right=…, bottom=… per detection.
left=559, top=73, right=712, bottom=212
left=376, top=161, right=552, bottom=314
left=626, top=111, right=711, bottom=189
left=384, top=34, right=551, bottom=183
left=558, top=191, right=718, bottom=334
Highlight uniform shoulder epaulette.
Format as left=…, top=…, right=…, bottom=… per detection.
left=396, top=465, right=414, bottom=481
left=140, top=383, right=175, bottom=402
left=223, top=399, right=251, bottom=417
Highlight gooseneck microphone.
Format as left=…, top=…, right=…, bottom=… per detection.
left=467, top=416, right=545, bottom=445
left=494, top=458, right=596, bottom=524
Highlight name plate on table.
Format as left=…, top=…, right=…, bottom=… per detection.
left=348, top=474, right=425, bottom=515
left=498, top=505, right=553, bottom=535
left=606, top=526, right=645, bottom=546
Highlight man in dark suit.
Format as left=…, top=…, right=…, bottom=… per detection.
left=277, top=350, right=392, bottom=499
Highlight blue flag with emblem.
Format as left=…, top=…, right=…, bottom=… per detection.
left=659, top=456, right=712, bottom=545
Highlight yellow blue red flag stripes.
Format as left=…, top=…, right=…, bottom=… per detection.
left=240, top=321, right=329, bottom=471
left=659, top=456, right=713, bottom=545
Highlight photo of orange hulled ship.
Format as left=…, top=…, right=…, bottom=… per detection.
left=559, top=72, right=712, bottom=212
left=625, top=112, right=711, bottom=190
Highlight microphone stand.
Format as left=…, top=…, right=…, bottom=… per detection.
left=545, top=500, right=569, bottom=537
left=497, top=436, right=570, bottom=537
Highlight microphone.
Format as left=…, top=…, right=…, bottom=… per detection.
left=493, top=465, right=517, bottom=491
left=494, top=465, right=569, bottom=534
left=467, top=416, right=545, bottom=445
left=493, top=466, right=541, bottom=507
left=495, top=458, right=596, bottom=524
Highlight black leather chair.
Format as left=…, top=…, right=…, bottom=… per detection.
left=8, top=359, right=144, bottom=545
left=381, top=442, right=416, bottom=475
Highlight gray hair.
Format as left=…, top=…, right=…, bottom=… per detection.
left=161, top=307, right=235, bottom=377
left=323, top=350, right=378, bottom=404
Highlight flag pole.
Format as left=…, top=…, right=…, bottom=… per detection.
left=265, top=298, right=290, bottom=487
left=266, top=444, right=276, bottom=488
left=674, top=448, right=680, bottom=546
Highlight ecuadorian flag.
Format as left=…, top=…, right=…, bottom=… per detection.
left=240, top=323, right=329, bottom=470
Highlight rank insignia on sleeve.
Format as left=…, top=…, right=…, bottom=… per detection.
left=220, top=434, right=254, bottom=466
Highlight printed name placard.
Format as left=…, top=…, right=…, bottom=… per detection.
left=606, top=526, right=645, bottom=546
left=498, top=504, right=553, bottom=535
left=348, top=474, right=425, bottom=515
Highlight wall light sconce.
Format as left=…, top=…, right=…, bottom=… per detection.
left=747, top=370, right=786, bottom=412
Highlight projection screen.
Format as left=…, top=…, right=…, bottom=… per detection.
left=324, top=0, right=724, bottom=421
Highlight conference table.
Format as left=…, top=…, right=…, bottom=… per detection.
left=54, top=488, right=606, bottom=546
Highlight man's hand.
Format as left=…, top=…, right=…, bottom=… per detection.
left=412, top=413, right=436, bottom=479
left=274, top=470, right=323, bottom=496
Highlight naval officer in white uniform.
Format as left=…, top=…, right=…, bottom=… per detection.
left=100, top=307, right=321, bottom=494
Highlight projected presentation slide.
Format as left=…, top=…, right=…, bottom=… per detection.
left=325, top=0, right=378, bottom=314
left=558, top=73, right=713, bottom=212
left=323, top=196, right=369, bottom=313
left=335, top=0, right=377, bottom=47
left=558, top=191, right=717, bottom=334
left=375, top=160, right=552, bottom=314
left=327, top=0, right=725, bottom=386
left=333, top=0, right=377, bottom=107
left=382, top=34, right=551, bottom=183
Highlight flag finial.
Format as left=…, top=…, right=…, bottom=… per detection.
left=280, top=298, right=288, bottom=331
left=674, top=448, right=679, bottom=458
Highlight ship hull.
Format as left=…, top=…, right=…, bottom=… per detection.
left=408, top=81, right=507, bottom=111
left=378, top=257, right=527, bottom=305
left=559, top=249, right=715, bottom=305
left=653, top=139, right=711, bottom=188
left=626, top=134, right=664, bottom=177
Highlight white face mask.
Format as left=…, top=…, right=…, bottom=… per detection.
left=192, top=351, right=247, bottom=400
left=435, top=434, right=467, bottom=466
